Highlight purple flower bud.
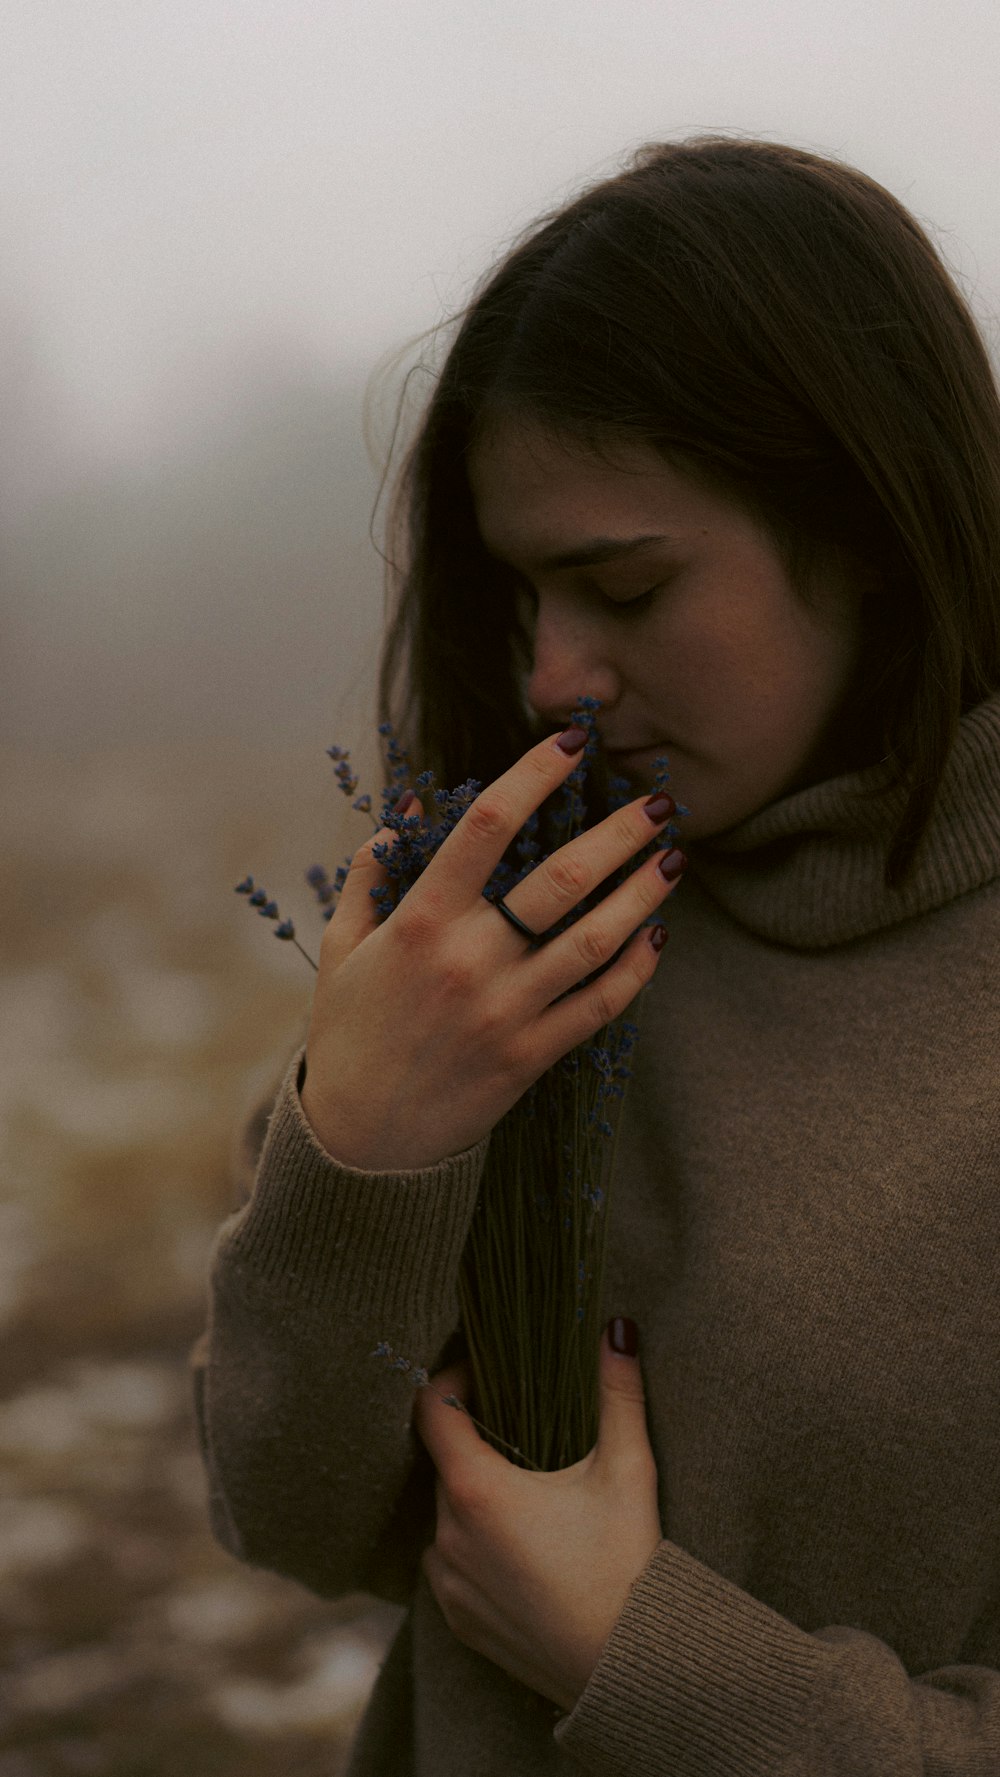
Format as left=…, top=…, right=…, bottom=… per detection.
left=258, top=900, right=279, bottom=919
left=587, top=1047, right=613, bottom=1079
left=249, top=888, right=268, bottom=907
left=235, top=876, right=255, bottom=894
left=275, top=919, right=295, bottom=940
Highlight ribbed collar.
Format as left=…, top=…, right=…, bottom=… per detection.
left=687, top=691, right=1000, bottom=949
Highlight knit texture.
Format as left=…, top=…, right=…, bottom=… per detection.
left=194, top=690, right=1000, bottom=1773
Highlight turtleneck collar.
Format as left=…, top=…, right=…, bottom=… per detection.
left=686, top=691, right=1000, bottom=949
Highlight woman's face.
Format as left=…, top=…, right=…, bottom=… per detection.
left=467, top=413, right=871, bottom=842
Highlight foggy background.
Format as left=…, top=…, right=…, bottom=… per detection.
left=3, top=0, right=999, bottom=755
left=3, top=3, right=1000, bottom=1770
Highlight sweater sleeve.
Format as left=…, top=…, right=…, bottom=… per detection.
left=553, top=1538, right=1000, bottom=1774
left=191, top=1044, right=490, bottom=1605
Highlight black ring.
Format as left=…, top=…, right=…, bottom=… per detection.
left=493, top=895, right=548, bottom=946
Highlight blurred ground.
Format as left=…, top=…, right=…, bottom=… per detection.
left=0, top=742, right=402, bottom=1776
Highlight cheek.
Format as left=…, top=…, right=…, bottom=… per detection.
left=652, top=610, right=759, bottom=733
left=644, top=605, right=723, bottom=704
left=643, top=578, right=855, bottom=750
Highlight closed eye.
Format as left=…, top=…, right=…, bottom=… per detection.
left=513, top=580, right=664, bottom=615
left=609, top=583, right=662, bottom=611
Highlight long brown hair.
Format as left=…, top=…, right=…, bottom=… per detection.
left=371, top=134, right=1000, bottom=891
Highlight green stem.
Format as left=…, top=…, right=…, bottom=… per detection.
left=294, top=938, right=320, bottom=971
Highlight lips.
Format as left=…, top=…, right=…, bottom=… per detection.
left=601, top=747, right=675, bottom=790
left=605, top=743, right=671, bottom=766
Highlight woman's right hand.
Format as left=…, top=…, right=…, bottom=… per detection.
left=298, top=726, right=685, bottom=1173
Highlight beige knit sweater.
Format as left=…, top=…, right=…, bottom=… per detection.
left=194, top=691, right=1000, bottom=1774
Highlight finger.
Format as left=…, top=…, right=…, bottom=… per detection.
left=527, top=915, right=667, bottom=1070
left=594, top=1319, right=655, bottom=1479
left=412, top=1363, right=484, bottom=1474
left=523, top=837, right=679, bottom=1011
left=500, top=790, right=677, bottom=940
left=415, top=727, right=590, bottom=917
left=411, top=1361, right=474, bottom=1437
left=321, top=792, right=424, bottom=953
left=431, top=1360, right=474, bottom=1405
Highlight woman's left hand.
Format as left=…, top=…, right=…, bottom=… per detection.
left=412, top=1321, right=664, bottom=1715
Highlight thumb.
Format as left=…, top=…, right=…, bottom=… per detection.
left=596, top=1318, right=652, bottom=1463
left=429, top=1358, right=474, bottom=1407
left=324, top=790, right=425, bottom=954
left=412, top=1358, right=485, bottom=1469
left=411, top=1357, right=474, bottom=1439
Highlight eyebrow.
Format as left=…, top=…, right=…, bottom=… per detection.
left=486, top=533, right=678, bottom=572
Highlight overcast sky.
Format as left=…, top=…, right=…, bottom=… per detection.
left=3, top=0, right=999, bottom=747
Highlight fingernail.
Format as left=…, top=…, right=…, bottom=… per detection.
left=649, top=923, right=668, bottom=953
left=608, top=1316, right=638, bottom=1356
left=393, top=789, right=416, bottom=814
left=643, top=791, right=675, bottom=824
left=555, top=726, right=588, bottom=755
left=657, top=847, right=687, bottom=881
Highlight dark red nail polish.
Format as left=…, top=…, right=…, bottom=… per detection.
left=649, top=924, right=668, bottom=952
left=555, top=726, right=588, bottom=755
left=608, top=1316, right=638, bottom=1356
left=393, top=789, right=416, bottom=814
left=643, top=791, right=675, bottom=823
left=657, top=847, right=687, bottom=881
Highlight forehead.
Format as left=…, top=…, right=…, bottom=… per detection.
left=466, top=414, right=699, bottom=563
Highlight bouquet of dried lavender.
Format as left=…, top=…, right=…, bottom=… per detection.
left=235, top=698, right=687, bottom=1472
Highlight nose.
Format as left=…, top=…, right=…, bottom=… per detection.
left=523, top=590, right=622, bottom=729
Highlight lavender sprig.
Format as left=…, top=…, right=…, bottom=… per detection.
left=234, top=877, right=319, bottom=970
left=369, top=1343, right=544, bottom=1471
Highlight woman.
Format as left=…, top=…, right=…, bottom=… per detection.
left=194, top=135, right=1000, bottom=1772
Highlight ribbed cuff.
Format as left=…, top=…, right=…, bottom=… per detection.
left=554, top=1539, right=825, bottom=1775
left=219, top=1046, right=491, bottom=1323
